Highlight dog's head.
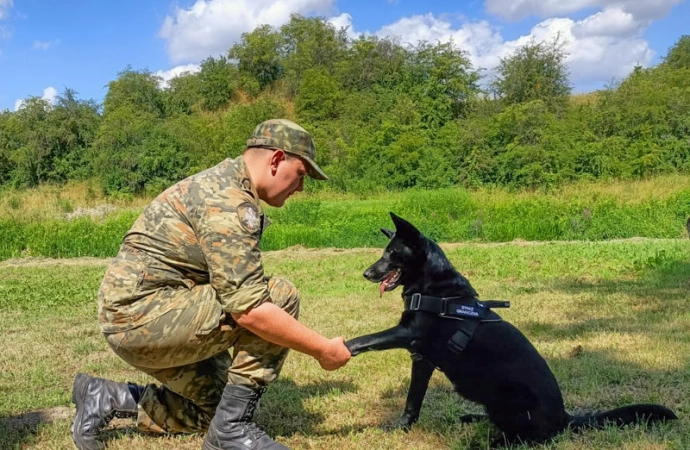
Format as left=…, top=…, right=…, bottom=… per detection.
left=364, top=212, right=428, bottom=296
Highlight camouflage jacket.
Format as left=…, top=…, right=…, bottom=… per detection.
left=98, top=156, right=270, bottom=333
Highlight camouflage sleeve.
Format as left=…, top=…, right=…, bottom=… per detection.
left=195, top=190, right=269, bottom=315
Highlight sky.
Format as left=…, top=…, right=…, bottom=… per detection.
left=0, top=0, right=688, bottom=112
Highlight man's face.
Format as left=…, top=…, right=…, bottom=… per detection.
left=264, top=151, right=308, bottom=207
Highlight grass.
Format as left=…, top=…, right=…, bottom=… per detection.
left=2, top=175, right=690, bottom=260
left=1, top=237, right=689, bottom=449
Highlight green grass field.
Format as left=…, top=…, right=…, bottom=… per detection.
left=2, top=175, right=690, bottom=260
left=1, top=237, right=689, bottom=449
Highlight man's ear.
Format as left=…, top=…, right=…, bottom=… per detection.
left=390, top=212, right=421, bottom=240
left=381, top=228, right=395, bottom=239
left=269, top=149, right=286, bottom=175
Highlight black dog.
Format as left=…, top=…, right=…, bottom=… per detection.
left=346, top=213, right=677, bottom=445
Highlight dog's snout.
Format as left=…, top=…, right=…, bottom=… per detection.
left=363, top=267, right=374, bottom=280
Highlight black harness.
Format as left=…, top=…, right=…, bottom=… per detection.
left=403, top=293, right=510, bottom=355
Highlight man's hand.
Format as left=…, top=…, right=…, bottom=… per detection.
left=317, top=337, right=351, bottom=370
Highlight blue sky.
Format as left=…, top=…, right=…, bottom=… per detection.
left=1, top=0, right=688, bottom=112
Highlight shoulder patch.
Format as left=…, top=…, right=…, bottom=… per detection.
left=237, top=202, right=261, bottom=234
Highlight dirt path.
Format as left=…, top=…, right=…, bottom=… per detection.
left=0, top=238, right=684, bottom=268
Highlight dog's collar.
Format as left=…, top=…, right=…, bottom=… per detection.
left=403, top=293, right=509, bottom=322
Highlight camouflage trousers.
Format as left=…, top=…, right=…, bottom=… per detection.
left=102, top=276, right=299, bottom=435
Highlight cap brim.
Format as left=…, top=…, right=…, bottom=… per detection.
left=303, top=156, right=329, bottom=181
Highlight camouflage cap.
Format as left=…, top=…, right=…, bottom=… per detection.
left=246, top=119, right=328, bottom=181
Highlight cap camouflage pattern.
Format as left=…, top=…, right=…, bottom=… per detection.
left=246, top=119, right=328, bottom=181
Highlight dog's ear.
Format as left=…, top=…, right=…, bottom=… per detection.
left=380, top=228, right=395, bottom=239
left=390, top=212, right=421, bottom=240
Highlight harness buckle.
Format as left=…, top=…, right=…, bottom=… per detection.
left=439, top=298, right=448, bottom=316
left=409, top=293, right=422, bottom=311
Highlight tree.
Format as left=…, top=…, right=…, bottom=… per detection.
left=491, top=39, right=571, bottom=112
left=662, top=35, right=690, bottom=69
left=295, top=68, right=343, bottom=122
left=338, top=35, right=406, bottom=90
left=198, top=56, right=238, bottom=112
left=46, top=88, right=101, bottom=181
left=229, top=24, right=284, bottom=90
left=279, top=15, right=348, bottom=91
left=402, top=40, right=480, bottom=125
left=103, top=68, right=165, bottom=117
left=163, top=71, right=203, bottom=116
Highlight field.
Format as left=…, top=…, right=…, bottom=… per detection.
left=1, top=236, right=689, bottom=449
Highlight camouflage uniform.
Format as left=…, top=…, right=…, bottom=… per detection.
left=98, top=155, right=299, bottom=434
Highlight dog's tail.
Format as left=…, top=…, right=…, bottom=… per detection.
left=568, top=403, right=677, bottom=431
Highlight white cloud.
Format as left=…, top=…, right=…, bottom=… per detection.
left=484, top=0, right=683, bottom=23
left=14, top=86, right=59, bottom=111
left=572, top=7, right=639, bottom=38
left=375, top=14, right=506, bottom=72
left=33, top=39, right=60, bottom=50
left=328, top=12, right=359, bottom=41
left=155, top=64, right=202, bottom=88
left=0, top=0, right=12, bottom=20
left=159, top=0, right=336, bottom=63
left=369, top=8, right=659, bottom=89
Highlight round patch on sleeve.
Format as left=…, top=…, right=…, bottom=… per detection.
left=237, top=202, right=261, bottom=234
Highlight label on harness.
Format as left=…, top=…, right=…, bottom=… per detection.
left=451, top=304, right=483, bottom=318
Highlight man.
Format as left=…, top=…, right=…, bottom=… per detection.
left=71, top=119, right=351, bottom=450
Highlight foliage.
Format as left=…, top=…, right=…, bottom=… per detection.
left=0, top=90, right=100, bottom=188
left=662, top=34, right=690, bottom=69
left=229, top=24, right=284, bottom=90
left=491, top=38, right=571, bottom=112
left=0, top=19, right=689, bottom=195
left=102, top=67, right=165, bottom=117
left=198, top=56, right=239, bottom=112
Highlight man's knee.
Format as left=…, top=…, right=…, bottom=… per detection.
left=267, top=276, right=299, bottom=318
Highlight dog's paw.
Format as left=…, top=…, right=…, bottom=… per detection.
left=382, top=415, right=416, bottom=432
left=344, top=340, right=362, bottom=356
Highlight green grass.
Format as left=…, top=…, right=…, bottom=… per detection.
left=1, top=238, right=689, bottom=449
left=2, top=181, right=689, bottom=260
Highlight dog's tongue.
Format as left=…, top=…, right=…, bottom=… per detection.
left=379, top=271, right=396, bottom=297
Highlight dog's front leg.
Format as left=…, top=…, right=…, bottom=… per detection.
left=386, top=355, right=435, bottom=431
left=345, top=325, right=417, bottom=356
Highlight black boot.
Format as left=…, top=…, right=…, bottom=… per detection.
left=202, top=384, right=288, bottom=450
left=71, top=372, right=144, bottom=450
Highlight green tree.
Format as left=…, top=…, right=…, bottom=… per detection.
left=198, top=56, right=239, bottom=112
left=103, top=68, right=165, bottom=117
left=229, top=24, right=284, bottom=90
left=280, top=15, right=348, bottom=91
left=0, top=111, right=12, bottom=185
left=295, top=68, right=343, bottom=122
left=46, top=88, right=101, bottom=181
left=163, top=71, right=203, bottom=116
left=662, top=35, right=690, bottom=69
left=491, top=39, right=571, bottom=112
left=338, top=36, right=406, bottom=90
left=403, top=40, right=480, bottom=125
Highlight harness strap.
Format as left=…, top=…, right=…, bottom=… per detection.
left=404, top=293, right=509, bottom=321
left=447, top=320, right=481, bottom=355
left=403, top=293, right=510, bottom=355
